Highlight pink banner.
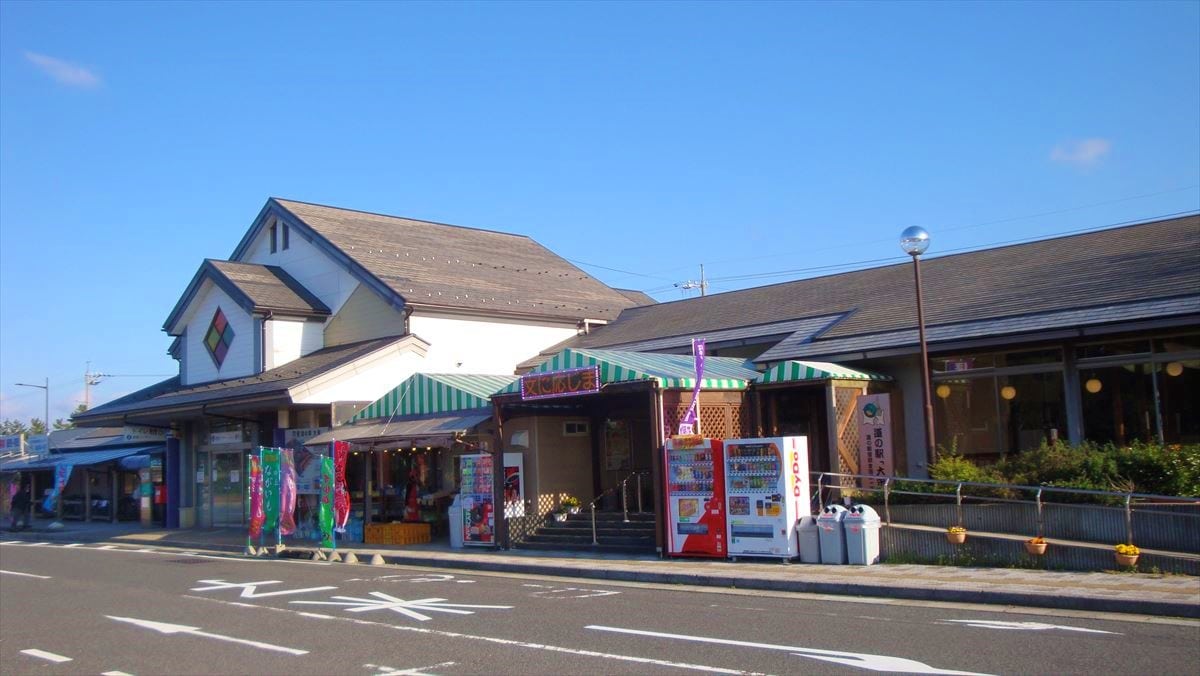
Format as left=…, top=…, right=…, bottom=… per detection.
left=279, top=448, right=297, bottom=536
left=248, top=453, right=265, bottom=539
left=333, top=441, right=350, bottom=532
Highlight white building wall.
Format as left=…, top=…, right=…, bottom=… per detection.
left=324, top=284, right=408, bottom=347
left=289, top=342, right=430, bottom=404
left=264, top=318, right=326, bottom=370
left=179, top=281, right=256, bottom=385
left=408, top=313, right=578, bottom=375
left=239, top=216, right=360, bottom=316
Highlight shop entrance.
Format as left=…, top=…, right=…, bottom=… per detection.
left=761, top=386, right=831, bottom=474
left=207, top=451, right=245, bottom=526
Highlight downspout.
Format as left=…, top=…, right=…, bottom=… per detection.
left=492, top=398, right=507, bottom=550
left=649, top=381, right=665, bottom=555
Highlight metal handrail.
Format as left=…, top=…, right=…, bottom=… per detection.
left=584, top=470, right=650, bottom=545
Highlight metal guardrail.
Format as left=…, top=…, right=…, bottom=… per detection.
left=585, top=470, right=650, bottom=545
left=814, top=471, right=1200, bottom=548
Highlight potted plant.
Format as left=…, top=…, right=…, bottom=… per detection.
left=1114, top=543, right=1140, bottom=568
left=946, top=526, right=967, bottom=544
left=550, top=506, right=569, bottom=522
left=562, top=495, right=581, bottom=515
left=1024, top=536, right=1048, bottom=556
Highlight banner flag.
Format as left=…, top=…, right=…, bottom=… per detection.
left=262, top=447, right=280, bottom=535
left=677, top=339, right=706, bottom=435
left=42, top=463, right=74, bottom=513
left=333, top=440, right=350, bottom=532
left=319, top=455, right=335, bottom=548
left=248, top=453, right=265, bottom=539
left=279, top=448, right=297, bottom=536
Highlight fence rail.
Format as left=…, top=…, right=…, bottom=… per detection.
left=813, top=472, right=1200, bottom=554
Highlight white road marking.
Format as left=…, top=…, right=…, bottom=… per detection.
left=97, top=544, right=119, bottom=549
left=587, top=625, right=991, bottom=675
left=107, top=615, right=308, bottom=655
left=939, top=619, right=1120, bottom=634
left=0, top=540, right=21, bottom=545
left=190, top=579, right=337, bottom=597
left=20, top=649, right=72, bottom=663
left=346, top=573, right=475, bottom=584
left=23, top=542, right=50, bottom=546
left=291, top=592, right=512, bottom=622
left=0, top=569, right=52, bottom=579
left=102, top=671, right=135, bottom=675
left=367, top=660, right=457, bottom=675
left=185, top=594, right=764, bottom=674
left=523, top=583, right=620, bottom=598
left=64, top=543, right=85, bottom=547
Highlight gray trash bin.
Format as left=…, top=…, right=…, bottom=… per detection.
left=448, top=494, right=465, bottom=549
left=816, top=504, right=848, bottom=564
left=844, top=504, right=881, bottom=565
left=797, top=516, right=820, bottom=564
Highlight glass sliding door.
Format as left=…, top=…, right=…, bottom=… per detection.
left=211, top=451, right=245, bottom=526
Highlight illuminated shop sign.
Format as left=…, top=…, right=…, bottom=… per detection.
left=520, top=365, right=601, bottom=401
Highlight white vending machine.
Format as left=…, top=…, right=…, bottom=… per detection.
left=723, top=436, right=810, bottom=560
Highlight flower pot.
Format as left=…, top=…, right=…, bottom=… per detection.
left=1024, top=541, right=1048, bottom=556
left=1115, top=553, right=1139, bottom=568
left=946, top=531, right=967, bottom=545
left=568, top=507, right=580, bottom=515
left=552, top=512, right=568, bottom=522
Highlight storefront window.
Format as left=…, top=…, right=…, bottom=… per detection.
left=998, top=372, right=1066, bottom=453
left=1079, top=364, right=1157, bottom=446
left=1156, top=359, right=1200, bottom=444
left=934, top=377, right=999, bottom=457
left=1076, top=340, right=1151, bottom=360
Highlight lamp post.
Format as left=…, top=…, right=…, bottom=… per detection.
left=14, top=377, right=49, bottom=454
left=900, top=226, right=936, bottom=465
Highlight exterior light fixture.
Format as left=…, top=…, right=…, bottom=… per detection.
left=1000, top=385, right=1017, bottom=400
left=1085, top=378, right=1102, bottom=394
left=936, top=384, right=951, bottom=399
left=1166, top=362, right=1184, bottom=377
left=900, top=225, right=935, bottom=463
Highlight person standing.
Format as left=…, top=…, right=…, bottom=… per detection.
left=9, top=484, right=32, bottom=530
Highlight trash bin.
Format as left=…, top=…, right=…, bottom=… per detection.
left=797, top=516, right=821, bottom=564
left=448, top=494, right=464, bottom=549
left=816, top=504, right=848, bottom=564
left=844, top=504, right=881, bottom=565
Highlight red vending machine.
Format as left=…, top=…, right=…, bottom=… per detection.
left=663, top=436, right=727, bottom=558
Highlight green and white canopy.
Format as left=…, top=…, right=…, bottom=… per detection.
left=497, top=348, right=760, bottom=395
left=350, top=373, right=516, bottom=422
left=757, top=360, right=891, bottom=384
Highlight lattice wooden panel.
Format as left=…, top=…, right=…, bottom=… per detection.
left=835, top=386, right=863, bottom=479
left=730, top=404, right=748, bottom=439
left=699, top=405, right=729, bottom=439
left=662, top=405, right=689, bottom=439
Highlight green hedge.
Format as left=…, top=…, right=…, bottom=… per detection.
left=908, top=441, right=1200, bottom=500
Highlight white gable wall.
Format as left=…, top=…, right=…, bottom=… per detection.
left=239, top=215, right=360, bottom=317
left=324, top=283, right=408, bottom=347
left=264, top=318, right=324, bottom=370
left=408, top=313, right=577, bottom=375
left=288, top=337, right=430, bottom=404
left=180, top=282, right=256, bottom=385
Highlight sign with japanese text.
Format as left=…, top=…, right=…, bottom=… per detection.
left=520, top=365, right=600, bottom=401
left=857, top=393, right=894, bottom=484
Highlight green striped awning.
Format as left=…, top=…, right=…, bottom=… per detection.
left=757, top=360, right=892, bottom=384
left=497, top=348, right=759, bottom=395
left=351, top=373, right=516, bottom=422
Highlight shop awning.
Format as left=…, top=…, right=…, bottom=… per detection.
left=757, top=360, right=892, bottom=384
left=0, top=446, right=158, bottom=472
left=350, top=373, right=516, bottom=422
left=305, top=412, right=492, bottom=446
left=497, top=348, right=759, bottom=394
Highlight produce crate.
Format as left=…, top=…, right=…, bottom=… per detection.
left=364, top=522, right=431, bottom=546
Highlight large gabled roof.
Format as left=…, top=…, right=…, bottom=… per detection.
left=572, top=214, right=1200, bottom=361
left=231, top=198, right=641, bottom=322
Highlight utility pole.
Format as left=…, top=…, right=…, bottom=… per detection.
left=675, top=264, right=709, bottom=297
left=84, top=362, right=108, bottom=411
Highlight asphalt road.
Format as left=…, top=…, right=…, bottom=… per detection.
left=1, top=541, right=1197, bottom=676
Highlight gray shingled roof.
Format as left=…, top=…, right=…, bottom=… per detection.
left=615, top=288, right=658, bottom=306
left=208, top=260, right=330, bottom=316
left=268, top=199, right=640, bottom=321
left=74, top=336, right=415, bottom=423
left=576, top=215, right=1200, bottom=358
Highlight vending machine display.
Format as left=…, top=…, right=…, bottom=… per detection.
left=663, top=437, right=726, bottom=558
left=724, top=436, right=810, bottom=560
left=458, top=453, right=494, bottom=546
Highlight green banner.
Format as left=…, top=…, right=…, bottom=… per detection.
left=262, top=447, right=280, bottom=535
left=319, top=455, right=335, bottom=548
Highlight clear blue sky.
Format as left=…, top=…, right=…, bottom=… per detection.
left=1, top=1, right=1197, bottom=425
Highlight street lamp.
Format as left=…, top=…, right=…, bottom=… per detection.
left=900, top=226, right=936, bottom=465
left=14, top=377, right=49, bottom=454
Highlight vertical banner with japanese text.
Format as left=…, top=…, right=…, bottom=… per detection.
left=856, top=393, right=894, bottom=485
left=319, top=455, right=335, bottom=548
left=279, top=448, right=297, bottom=536
left=677, top=339, right=706, bottom=435
left=332, top=441, right=349, bottom=533
left=248, top=453, right=265, bottom=539
left=261, top=448, right=280, bottom=535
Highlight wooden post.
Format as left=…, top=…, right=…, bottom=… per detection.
left=492, top=400, right=508, bottom=549
left=85, top=470, right=92, bottom=521
left=363, top=450, right=372, bottom=528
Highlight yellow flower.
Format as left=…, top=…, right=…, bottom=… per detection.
left=1114, top=544, right=1140, bottom=556
left=1028, top=536, right=1046, bottom=545
left=947, top=526, right=966, bottom=534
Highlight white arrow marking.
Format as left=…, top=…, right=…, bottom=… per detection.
left=587, top=625, right=991, bottom=675
left=107, top=615, right=308, bottom=655
left=102, top=671, right=134, bottom=675
left=190, top=579, right=336, bottom=598
left=940, top=619, right=1119, bottom=634
left=21, top=649, right=72, bottom=663
left=292, top=592, right=512, bottom=622
left=367, top=660, right=457, bottom=675
left=1, top=569, right=52, bottom=579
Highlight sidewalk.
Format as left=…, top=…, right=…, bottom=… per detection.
left=5, top=521, right=1198, bottom=619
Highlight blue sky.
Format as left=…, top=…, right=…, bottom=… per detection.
left=1, top=1, right=1197, bottom=425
